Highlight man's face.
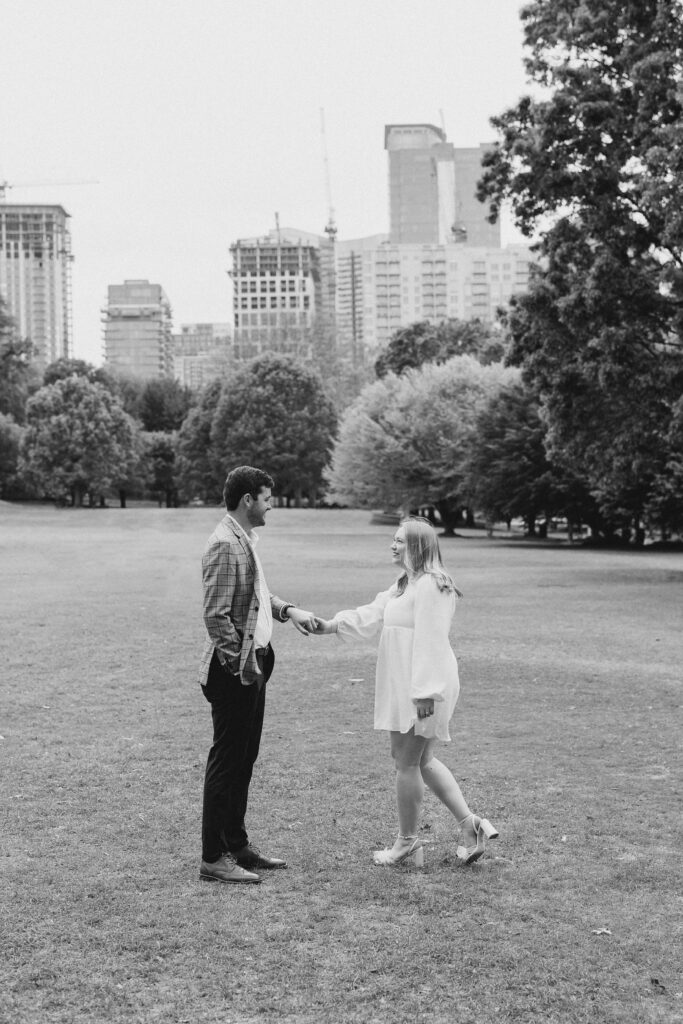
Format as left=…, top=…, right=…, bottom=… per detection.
left=245, top=487, right=272, bottom=528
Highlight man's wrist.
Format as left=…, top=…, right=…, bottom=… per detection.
left=279, top=603, right=295, bottom=621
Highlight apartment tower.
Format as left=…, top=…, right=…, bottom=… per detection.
left=103, top=280, right=173, bottom=379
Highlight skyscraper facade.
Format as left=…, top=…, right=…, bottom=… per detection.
left=385, top=124, right=500, bottom=248
left=0, top=203, right=73, bottom=366
left=103, top=280, right=173, bottom=380
left=349, top=242, right=532, bottom=350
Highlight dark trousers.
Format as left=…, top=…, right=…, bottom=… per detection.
left=201, top=646, right=275, bottom=863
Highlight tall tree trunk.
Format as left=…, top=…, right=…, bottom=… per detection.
left=435, top=499, right=459, bottom=536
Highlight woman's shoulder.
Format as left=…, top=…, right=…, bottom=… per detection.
left=415, top=572, right=454, bottom=598
left=414, top=571, right=438, bottom=589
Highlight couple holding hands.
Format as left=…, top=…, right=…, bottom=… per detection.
left=198, top=465, right=498, bottom=885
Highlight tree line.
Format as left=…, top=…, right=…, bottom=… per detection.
left=0, top=315, right=337, bottom=509
left=2, top=2, right=682, bottom=542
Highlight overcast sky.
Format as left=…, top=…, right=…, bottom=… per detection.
left=1, top=0, right=530, bottom=365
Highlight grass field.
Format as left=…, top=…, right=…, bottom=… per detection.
left=1, top=504, right=681, bottom=1024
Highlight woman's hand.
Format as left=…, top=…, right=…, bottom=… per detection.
left=311, top=617, right=338, bottom=635
left=415, top=698, right=435, bottom=720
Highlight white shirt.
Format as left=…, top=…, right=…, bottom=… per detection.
left=226, top=515, right=273, bottom=649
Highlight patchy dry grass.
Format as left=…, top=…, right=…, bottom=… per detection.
left=0, top=505, right=681, bottom=1023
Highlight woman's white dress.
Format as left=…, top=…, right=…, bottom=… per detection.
left=334, top=573, right=460, bottom=741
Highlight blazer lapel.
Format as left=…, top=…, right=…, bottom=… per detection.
left=221, top=515, right=256, bottom=575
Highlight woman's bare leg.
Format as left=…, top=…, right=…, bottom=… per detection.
left=388, top=730, right=428, bottom=846
left=420, top=742, right=477, bottom=845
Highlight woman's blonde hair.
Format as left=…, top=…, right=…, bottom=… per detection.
left=395, top=516, right=463, bottom=597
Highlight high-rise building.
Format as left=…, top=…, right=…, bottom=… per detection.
left=351, top=242, right=533, bottom=350
left=173, top=322, right=232, bottom=389
left=385, top=124, right=500, bottom=247
left=103, top=280, right=173, bottom=379
left=0, top=203, right=73, bottom=366
left=229, top=228, right=333, bottom=360
left=335, top=234, right=389, bottom=366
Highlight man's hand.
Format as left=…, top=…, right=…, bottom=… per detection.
left=286, top=607, right=318, bottom=635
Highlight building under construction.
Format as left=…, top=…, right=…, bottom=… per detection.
left=229, top=226, right=335, bottom=361
left=0, top=203, right=73, bottom=366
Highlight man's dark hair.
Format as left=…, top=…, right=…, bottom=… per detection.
left=223, top=465, right=274, bottom=510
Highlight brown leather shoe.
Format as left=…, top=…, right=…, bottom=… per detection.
left=199, top=854, right=261, bottom=884
left=234, top=844, right=287, bottom=870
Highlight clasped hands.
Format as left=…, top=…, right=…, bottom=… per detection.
left=285, top=608, right=337, bottom=636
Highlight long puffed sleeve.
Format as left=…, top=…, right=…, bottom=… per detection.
left=411, top=575, right=457, bottom=702
left=333, top=586, right=396, bottom=643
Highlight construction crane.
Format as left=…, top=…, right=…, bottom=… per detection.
left=0, top=179, right=99, bottom=201
left=319, top=108, right=337, bottom=241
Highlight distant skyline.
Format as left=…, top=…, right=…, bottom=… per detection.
left=1, top=0, right=530, bottom=366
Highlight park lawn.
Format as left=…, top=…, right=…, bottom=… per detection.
left=0, top=504, right=681, bottom=1024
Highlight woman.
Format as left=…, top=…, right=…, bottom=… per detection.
left=314, top=517, right=498, bottom=867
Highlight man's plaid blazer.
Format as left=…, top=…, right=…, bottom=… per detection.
left=198, top=515, right=289, bottom=687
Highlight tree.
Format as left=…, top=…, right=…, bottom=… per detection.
left=99, top=369, right=146, bottom=421
left=0, top=297, right=40, bottom=424
left=20, top=377, right=138, bottom=507
left=0, top=413, right=24, bottom=499
left=109, top=425, right=146, bottom=508
left=210, top=354, right=336, bottom=506
left=143, top=431, right=179, bottom=507
left=175, top=377, right=224, bottom=503
left=374, top=318, right=506, bottom=378
left=41, top=358, right=149, bottom=427
left=43, top=358, right=104, bottom=386
left=327, top=355, right=517, bottom=532
left=643, top=395, right=683, bottom=539
left=464, top=380, right=600, bottom=536
left=478, top=0, right=683, bottom=539
left=139, top=377, right=193, bottom=432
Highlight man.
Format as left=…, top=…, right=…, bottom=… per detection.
left=198, top=465, right=316, bottom=884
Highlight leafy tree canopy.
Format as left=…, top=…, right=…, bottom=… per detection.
left=0, top=413, right=24, bottom=499
left=43, top=358, right=103, bottom=386
left=374, top=318, right=506, bottom=378
left=20, top=376, right=138, bottom=506
left=210, top=354, right=336, bottom=504
left=41, top=359, right=147, bottom=422
left=327, top=355, right=517, bottom=531
left=478, top=0, right=683, bottom=530
left=175, top=377, right=224, bottom=503
left=143, top=431, right=179, bottom=507
left=465, top=379, right=600, bottom=535
left=139, top=377, right=194, bottom=433
left=0, top=297, right=40, bottom=424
